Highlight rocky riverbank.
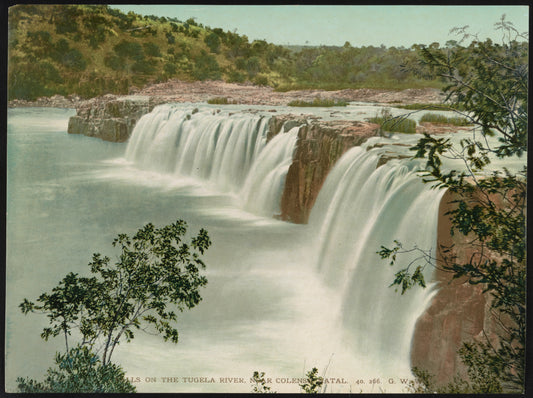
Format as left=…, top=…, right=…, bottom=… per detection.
left=8, top=94, right=84, bottom=108
left=8, top=79, right=444, bottom=109
left=67, top=95, right=154, bottom=142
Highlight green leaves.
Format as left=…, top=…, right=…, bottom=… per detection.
left=191, top=228, right=211, bottom=255
left=17, top=346, right=136, bottom=393
left=20, top=219, right=211, bottom=366
left=251, top=371, right=275, bottom=393
left=300, top=367, right=324, bottom=394
left=389, top=265, right=426, bottom=295
left=377, top=239, right=402, bottom=265
left=378, top=241, right=428, bottom=294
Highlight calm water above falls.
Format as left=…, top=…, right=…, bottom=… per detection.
left=6, top=106, right=445, bottom=393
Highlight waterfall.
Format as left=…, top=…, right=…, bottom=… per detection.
left=125, top=104, right=444, bottom=375
left=240, top=127, right=299, bottom=217
left=309, top=139, right=445, bottom=375
left=124, top=105, right=298, bottom=217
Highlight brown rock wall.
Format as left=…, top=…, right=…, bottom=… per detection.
left=411, top=189, right=505, bottom=385
left=280, top=120, right=379, bottom=223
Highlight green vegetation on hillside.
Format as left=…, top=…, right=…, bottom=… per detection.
left=8, top=4, right=292, bottom=99
left=274, top=41, right=444, bottom=92
left=8, top=4, right=445, bottom=100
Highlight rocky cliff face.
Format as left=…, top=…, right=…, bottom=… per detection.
left=67, top=96, right=154, bottom=142
left=411, top=189, right=505, bottom=386
left=279, top=120, right=379, bottom=223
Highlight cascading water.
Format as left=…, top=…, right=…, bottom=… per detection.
left=125, top=105, right=445, bottom=376
left=309, top=137, right=446, bottom=376
left=125, top=105, right=299, bottom=217
left=106, top=104, right=447, bottom=383
left=240, top=127, right=299, bottom=217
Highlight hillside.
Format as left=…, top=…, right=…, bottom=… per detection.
left=8, top=4, right=442, bottom=100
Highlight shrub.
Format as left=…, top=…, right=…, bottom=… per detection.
left=204, top=32, right=221, bottom=53
left=8, top=61, right=63, bottom=100
left=53, top=7, right=80, bottom=35
left=113, top=40, right=144, bottom=61
left=16, top=346, right=136, bottom=393
left=164, top=62, right=177, bottom=76
left=61, top=49, right=87, bottom=71
left=131, top=59, right=155, bottom=74
left=251, top=371, right=274, bottom=393
left=253, top=74, right=269, bottom=86
left=235, top=57, right=247, bottom=70
left=368, top=108, right=417, bottom=134
left=394, top=103, right=456, bottom=111
left=166, top=32, right=175, bottom=44
left=419, top=112, right=472, bottom=126
left=299, top=368, right=324, bottom=393
left=226, top=69, right=246, bottom=83
left=26, top=30, right=52, bottom=48
left=192, top=51, right=221, bottom=80
left=245, top=56, right=261, bottom=78
left=104, top=54, right=123, bottom=71
left=53, top=38, right=70, bottom=57
left=143, top=42, right=162, bottom=57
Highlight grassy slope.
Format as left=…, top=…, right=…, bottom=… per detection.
left=8, top=4, right=443, bottom=100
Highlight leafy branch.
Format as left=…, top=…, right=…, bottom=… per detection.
left=20, top=220, right=211, bottom=366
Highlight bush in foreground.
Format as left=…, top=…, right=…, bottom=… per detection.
left=16, top=346, right=136, bottom=393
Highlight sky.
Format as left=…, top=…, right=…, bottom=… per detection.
left=115, top=5, right=529, bottom=47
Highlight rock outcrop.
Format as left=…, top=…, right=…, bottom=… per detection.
left=279, top=120, right=379, bottom=223
left=67, top=96, right=154, bottom=142
left=266, top=114, right=310, bottom=142
left=411, top=189, right=506, bottom=385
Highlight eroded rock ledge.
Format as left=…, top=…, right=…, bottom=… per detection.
left=67, top=96, right=154, bottom=142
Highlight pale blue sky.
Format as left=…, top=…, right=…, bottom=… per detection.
left=115, top=5, right=529, bottom=47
